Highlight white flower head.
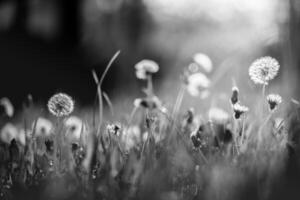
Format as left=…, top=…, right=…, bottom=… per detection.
left=249, top=56, right=280, bottom=85
left=107, top=123, right=121, bottom=136
left=208, top=107, right=229, bottom=123
left=266, top=94, right=282, bottom=111
left=135, top=59, right=159, bottom=79
left=133, top=96, right=162, bottom=110
left=193, top=53, right=213, bottom=73
left=0, top=123, right=18, bottom=144
left=64, top=116, right=85, bottom=142
left=33, top=117, right=53, bottom=137
left=48, top=93, right=74, bottom=117
left=233, top=103, right=249, bottom=119
left=0, top=97, right=14, bottom=117
left=121, top=125, right=141, bottom=150
left=186, top=72, right=211, bottom=96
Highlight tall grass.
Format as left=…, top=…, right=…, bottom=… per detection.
left=0, top=54, right=299, bottom=200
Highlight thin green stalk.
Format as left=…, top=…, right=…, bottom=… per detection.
left=91, top=50, right=120, bottom=137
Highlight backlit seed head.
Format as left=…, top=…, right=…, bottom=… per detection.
left=0, top=97, right=14, bottom=117
left=186, top=72, right=211, bottom=96
left=107, top=123, right=121, bottom=136
left=266, top=94, right=282, bottom=111
left=233, top=103, right=249, bottom=119
left=249, top=56, right=280, bottom=85
left=47, top=93, right=74, bottom=117
left=135, top=59, right=159, bottom=79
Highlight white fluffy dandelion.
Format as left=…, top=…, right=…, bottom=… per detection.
left=133, top=96, right=162, bottom=109
left=186, top=72, right=211, bottom=96
left=107, top=123, right=121, bottom=136
left=266, top=94, right=282, bottom=111
left=0, top=123, right=18, bottom=144
left=48, top=93, right=74, bottom=117
left=249, top=56, right=280, bottom=85
left=135, top=59, right=159, bottom=80
left=33, top=117, right=53, bottom=137
left=193, top=53, right=213, bottom=73
left=0, top=97, right=14, bottom=117
left=208, top=107, right=229, bottom=123
left=64, top=116, right=85, bottom=141
left=233, top=103, right=249, bottom=119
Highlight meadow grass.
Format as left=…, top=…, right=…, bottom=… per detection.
left=0, top=53, right=300, bottom=200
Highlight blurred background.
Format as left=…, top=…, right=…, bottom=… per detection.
left=0, top=0, right=299, bottom=113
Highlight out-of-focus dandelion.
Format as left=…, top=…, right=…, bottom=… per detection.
left=0, top=123, right=18, bottom=144
left=266, top=94, right=282, bottom=111
left=208, top=107, right=229, bottom=124
left=193, top=53, right=213, bottom=73
left=133, top=96, right=162, bottom=110
left=18, top=129, right=26, bottom=146
left=190, top=128, right=202, bottom=148
left=249, top=56, right=280, bottom=85
left=0, top=97, right=14, bottom=117
left=33, top=117, right=53, bottom=137
left=64, top=116, right=85, bottom=142
left=122, top=125, right=141, bottom=150
left=232, top=103, right=249, bottom=119
left=47, top=93, right=74, bottom=117
left=107, top=123, right=121, bottom=136
left=186, top=72, right=211, bottom=97
left=134, top=59, right=159, bottom=80
left=230, top=86, right=239, bottom=105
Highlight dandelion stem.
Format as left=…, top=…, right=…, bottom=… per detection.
left=172, top=84, right=186, bottom=122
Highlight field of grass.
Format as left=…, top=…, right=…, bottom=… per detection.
left=0, top=52, right=300, bottom=200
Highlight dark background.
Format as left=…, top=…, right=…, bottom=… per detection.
left=0, top=0, right=299, bottom=110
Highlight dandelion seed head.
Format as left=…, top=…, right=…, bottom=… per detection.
left=33, top=117, right=53, bottom=137
left=0, top=123, right=18, bottom=144
left=233, top=103, right=249, bottom=119
left=47, top=93, right=74, bottom=117
left=266, top=94, right=282, bottom=111
left=133, top=96, right=162, bottom=109
left=208, top=107, right=229, bottom=123
left=107, top=123, right=121, bottom=136
left=0, top=97, right=14, bottom=117
left=193, top=53, right=213, bottom=73
left=186, top=73, right=211, bottom=97
left=64, top=116, right=85, bottom=141
left=135, top=59, right=159, bottom=79
left=249, top=56, right=280, bottom=85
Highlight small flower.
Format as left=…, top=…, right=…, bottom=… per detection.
left=33, top=117, right=53, bottom=137
left=190, top=127, right=203, bottom=148
left=193, top=53, right=213, bottom=73
left=186, top=72, right=211, bottom=96
left=48, top=93, right=74, bottom=117
left=230, top=86, right=239, bottom=105
left=232, top=103, right=249, bottom=119
left=107, top=123, right=121, bottom=136
left=133, top=96, right=162, bottom=110
left=135, top=59, right=159, bottom=80
left=64, top=116, right=85, bottom=141
left=249, top=56, right=280, bottom=85
left=208, top=107, right=229, bottom=123
left=0, top=123, right=18, bottom=144
left=0, top=97, right=14, bottom=117
left=121, top=125, right=141, bottom=150
left=266, top=94, right=282, bottom=111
